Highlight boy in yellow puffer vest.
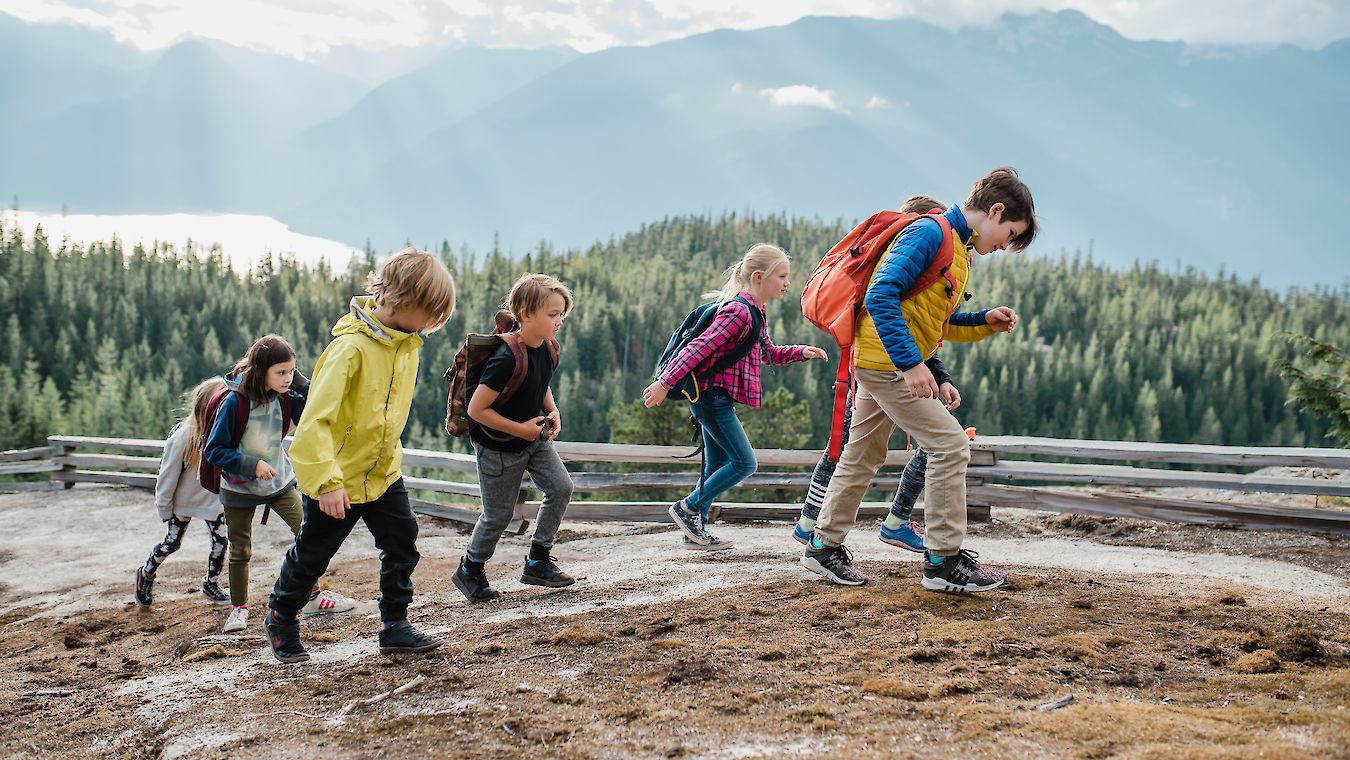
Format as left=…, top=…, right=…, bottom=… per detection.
left=265, top=247, right=456, bottom=663
left=802, top=167, right=1037, bottom=593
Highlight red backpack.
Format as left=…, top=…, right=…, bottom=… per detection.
left=801, top=209, right=959, bottom=460
left=197, top=388, right=294, bottom=494
left=443, top=310, right=560, bottom=438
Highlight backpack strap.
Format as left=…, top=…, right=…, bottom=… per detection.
left=230, top=390, right=249, bottom=447
left=279, top=394, right=294, bottom=438
left=703, top=295, right=763, bottom=378
left=496, top=332, right=530, bottom=405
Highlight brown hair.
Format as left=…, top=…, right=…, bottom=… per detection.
left=182, top=376, right=227, bottom=469
left=900, top=195, right=946, bottom=214
left=506, top=273, right=573, bottom=319
left=963, top=166, right=1038, bottom=251
left=367, top=247, right=457, bottom=333
left=231, top=334, right=296, bottom=409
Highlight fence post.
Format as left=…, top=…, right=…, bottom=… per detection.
left=49, top=436, right=75, bottom=490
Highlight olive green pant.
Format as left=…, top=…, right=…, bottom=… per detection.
left=223, top=489, right=302, bottom=607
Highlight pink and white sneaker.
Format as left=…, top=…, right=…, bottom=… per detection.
left=302, top=588, right=357, bottom=616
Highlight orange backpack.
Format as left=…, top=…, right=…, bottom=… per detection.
left=801, top=209, right=958, bottom=460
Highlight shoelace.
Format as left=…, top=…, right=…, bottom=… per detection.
left=954, top=549, right=1003, bottom=580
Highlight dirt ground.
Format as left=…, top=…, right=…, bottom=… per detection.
left=1, top=485, right=1347, bottom=759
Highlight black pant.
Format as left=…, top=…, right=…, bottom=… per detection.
left=269, top=479, right=419, bottom=623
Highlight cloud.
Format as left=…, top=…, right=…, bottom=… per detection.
left=759, top=84, right=840, bottom=110
left=865, top=95, right=890, bottom=109
left=2, top=0, right=1347, bottom=58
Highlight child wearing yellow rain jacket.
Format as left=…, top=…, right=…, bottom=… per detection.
left=264, top=247, right=456, bottom=663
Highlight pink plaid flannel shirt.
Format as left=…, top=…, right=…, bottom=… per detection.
left=656, top=292, right=808, bottom=408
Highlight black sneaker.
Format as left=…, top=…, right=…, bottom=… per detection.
left=453, top=556, right=501, bottom=603
left=800, top=543, right=867, bottom=586
left=521, top=554, right=575, bottom=588
left=379, top=620, right=443, bottom=655
left=134, top=568, right=154, bottom=606
left=266, top=610, right=310, bottom=663
left=200, top=578, right=229, bottom=605
left=668, top=500, right=711, bottom=545
left=922, top=549, right=1006, bottom=593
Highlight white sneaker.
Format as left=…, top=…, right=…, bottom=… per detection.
left=302, top=588, right=357, bottom=616
left=222, top=605, right=249, bottom=633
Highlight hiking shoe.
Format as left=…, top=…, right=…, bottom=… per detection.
left=668, top=500, right=711, bottom=545
left=302, top=588, right=357, bottom=616
left=922, top=549, right=1006, bottom=593
left=222, top=605, right=249, bottom=633
left=200, top=578, right=229, bottom=605
left=266, top=610, right=309, bottom=663
left=683, top=535, right=734, bottom=551
left=134, top=568, right=155, bottom=606
left=879, top=520, right=926, bottom=553
left=801, top=544, right=867, bottom=586
left=379, top=620, right=443, bottom=655
left=453, top=557, right=501, bottom=603
left=792, top=522, right=814, bottom=546
left=521, top=554, right=576, bottom=588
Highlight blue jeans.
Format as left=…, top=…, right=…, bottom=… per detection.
left=684, top=393, right=758, bottom=521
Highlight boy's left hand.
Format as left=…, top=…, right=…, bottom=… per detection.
left=802, top=346, right=828, bottom=360
left=939, top=383, right=962, bottom=411
left=545, top=410, right=561, bottom=440
left=986, top=306, right=1018, bottom=333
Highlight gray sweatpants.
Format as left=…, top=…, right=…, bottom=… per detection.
left=467, top=438, right=574, bottom=563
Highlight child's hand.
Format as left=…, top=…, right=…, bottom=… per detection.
left=518, top=417, right=547, bottom=441
left=802, top=346, right=828, bottom=360
left=901, top=362, right=939, bottom=399
left=545, top=410, right=561, bottom=440
left=986, top=306, right=1018, bottom=333
left=939, top=382, right=962, bottom=411
left=318, top=488, right=350, bottom=519
left=255, top=460, right=277, bottom=480
left=642, top=381, right=669, bottom=408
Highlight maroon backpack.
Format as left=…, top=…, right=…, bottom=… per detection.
left=443, top=310, right=560, bottom=438
left=197, top=388, right=294, bottom=494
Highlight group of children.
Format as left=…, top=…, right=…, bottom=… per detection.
left=139, top=166, right=1036, bottom=663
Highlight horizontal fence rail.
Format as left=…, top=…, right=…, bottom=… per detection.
left=0, top=434, right=1343, bottom=535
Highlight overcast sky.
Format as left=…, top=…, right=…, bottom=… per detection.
left=4, top=0, right=1348, bottom=56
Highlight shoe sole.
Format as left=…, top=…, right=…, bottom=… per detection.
left=222, top=623, right=247, bottom=633
left=799, top=555, right=867, bottom=586
left=520, top=575, right=576, bottom=588
left=380, top=641, right=443, bottom=655
left=792, top=533, right=810, bottom=547
left=269, top=647, right=310, bottom=664
left=452, top=573, right=501, bottom=603
left=683, top=542, right=733, bottom=552
left=302, top=605, right=356, bottom=616
left=668, top=505, right=711, bottom=545
left=921, top=575, right=1005, bottom=593
left=878, top=535, right=926, bottom=553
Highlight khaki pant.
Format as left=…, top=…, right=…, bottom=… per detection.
left=814, top=368, right=971, bottom=554
left=223, top=488, right=303, bottom=606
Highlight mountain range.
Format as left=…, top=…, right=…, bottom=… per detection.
left=1, top=9, right=1346, bottom=288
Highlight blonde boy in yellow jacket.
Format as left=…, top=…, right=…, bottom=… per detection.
left=266, top=248, right=455, bottom=663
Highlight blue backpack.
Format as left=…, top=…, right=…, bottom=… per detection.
left=654, top=295, right=763, bottom=403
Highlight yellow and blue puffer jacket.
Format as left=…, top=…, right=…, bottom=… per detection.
left=289, top=296, right=424, bottom=503
left=855, top=205, right=995, bottom=371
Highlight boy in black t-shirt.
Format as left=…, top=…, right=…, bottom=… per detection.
left=454, top=273, right=576, bottom=603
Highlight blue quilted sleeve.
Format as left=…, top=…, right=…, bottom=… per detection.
left=863, top=219, right=942, bottom=371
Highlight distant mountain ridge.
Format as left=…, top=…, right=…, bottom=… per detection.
left=1, top=10, right=1346, bottom=288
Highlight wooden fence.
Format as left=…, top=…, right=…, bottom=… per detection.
left=1, top=435, right=1348, bottom=535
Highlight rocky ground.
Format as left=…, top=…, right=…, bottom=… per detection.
left=0, top=485, right=1346, bottom=759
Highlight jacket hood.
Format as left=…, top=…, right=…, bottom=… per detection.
left=331, top=296, right=423, bottom=349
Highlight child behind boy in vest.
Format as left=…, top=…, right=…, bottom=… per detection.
left=135, top=377, right=230, bottom=607
left=794, top=195, right=961, bottom=553
left=453, top=273, right=576, bottom=603
left=803, top=168, right=1036, bottom=592
left=265, top=248, right=456, bottom=663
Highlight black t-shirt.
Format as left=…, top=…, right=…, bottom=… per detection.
left=471, top=340, right=555, bottom=453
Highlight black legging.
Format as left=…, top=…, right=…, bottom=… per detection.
left=142, top=515, right=227, bottom=582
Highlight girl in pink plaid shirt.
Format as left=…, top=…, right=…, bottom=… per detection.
left=643, top=244, right=827, bottom=549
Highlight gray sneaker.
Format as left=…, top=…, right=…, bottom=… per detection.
left=801, top=543, right=868, bottom=586
left=682, top=535, right=734, bottom=551
left=668, top=500, right=711, bottom=545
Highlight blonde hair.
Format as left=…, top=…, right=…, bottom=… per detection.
left=900, top=195, right=946, bottom=214
left=367, top=247, right=457, bottom=333
left=506, top=273, right=573, bottom=319
left=182, top=377, right=227, bottom=470
left=704, top=243, right=789, bottom=304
